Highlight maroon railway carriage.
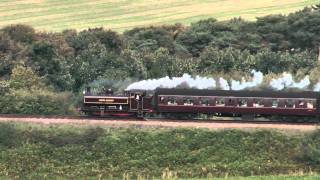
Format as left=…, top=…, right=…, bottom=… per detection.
left=154, top=88, right=320, bottom=117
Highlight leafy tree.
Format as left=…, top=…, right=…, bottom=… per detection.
left=87, top=28, right=123, bottom=53
left=287, top=7, right=320, bottom=50
left=0, top=80, right=9, bottom=95
left=66, top=30, right=100, bottom=53
left=171, top=57, right=199, bottom=76
left=148, top=48, right=175, bottom=78
left=0, top=32, right=26, bottom=78
left=66, top=28, right=123, bottom=55
left=9, top=65, right=44, bottom=90
left=28, top=41, right=74, bottom=91
left=119, top=49, right=147, bottom=79
left=1, top=24, right=36, bottom=44
left=124, top=26, right=176, bottom=53
left=176, top=18, right=217, bottom=57
left=199, top=47, right=237, bottom=73
left=256, top=14, right=289, bottom=51
left=254, top=49, right=285, bottom=74
left=70, top=42, right=119, bottom=91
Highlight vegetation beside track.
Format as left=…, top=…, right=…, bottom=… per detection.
left=0, top=122, right=319, bottom=179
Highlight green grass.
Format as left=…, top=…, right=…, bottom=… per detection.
left=185, top=174, right=320, bottom=179
left=1, top=122, right=320, bottom=179
left=0, top=0, right=318, bottom=32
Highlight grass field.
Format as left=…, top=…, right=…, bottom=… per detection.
left=0, top=0, right=318, bottom=32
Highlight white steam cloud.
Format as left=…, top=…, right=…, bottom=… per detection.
left=218, top=77, right=230, bottom=90
left=231, top=70, right=263, bottom=90
left=313, top=82, right=320, bottom=91
left=126, top=74, right=216, bottom=90
left=270, top=73, right=310, bottom=90
left=126, top=70, right=320, bottom=91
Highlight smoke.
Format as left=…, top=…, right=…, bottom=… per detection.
left=269, top=73, right=310, bottom=90
left=218, top=78, right=230, bottom=90
left=126, top=70, right=319, bottom=91
left=231, top=70, right=263, bottom=90
left=126, top=74, right=216, bottom=90
left=313, top=82, right=320, bottom=91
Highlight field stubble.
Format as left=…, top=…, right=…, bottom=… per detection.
left=0, top=0, right=318, bottom=31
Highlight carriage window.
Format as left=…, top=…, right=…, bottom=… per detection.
left=183, top=97, right=194, bottom=106
left=238, top=99, right=248, bottom=107
left=285, top=99, right=294, bottom=108
left=307, top=100, right=314, bottom=109
left=159, top=97, right=165, bottom=103
left=271, top=99, right=279, bottom=108
left=298, top=100, right=305, bottom=107
left=253, top=99, right=264, bottom=107
left=215, top=98, right=225, bottom=106
left=167, top=97, right=177, bottom=105
left=199, top=98, right=209, bottom=106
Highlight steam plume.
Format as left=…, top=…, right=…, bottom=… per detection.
left=231, top=70, right=263, bottom=90
left=126, top=74, right=216, bottom=90
left=126, top=70, right=318, bottom=91
left=270, top=73, right=310, bottom=90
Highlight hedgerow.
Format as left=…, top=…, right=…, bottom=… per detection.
left=0, top=123, right=319, bottom=179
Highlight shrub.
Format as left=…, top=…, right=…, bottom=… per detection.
left=0, top=123, right=17, bottom=147
left=0, top=121, right=319, bottom=178
left=0, top=89, right=75, bottom=115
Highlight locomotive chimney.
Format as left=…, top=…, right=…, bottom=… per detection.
left=85, top=86, right=91, bottom=95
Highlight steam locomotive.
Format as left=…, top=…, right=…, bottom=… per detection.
left=81, top=87, right=320, bottom=120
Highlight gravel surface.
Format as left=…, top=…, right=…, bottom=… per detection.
left=0, top=117, right=318, bottom=131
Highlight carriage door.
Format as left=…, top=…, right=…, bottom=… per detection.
left=129, top=92, right=143, bottom=111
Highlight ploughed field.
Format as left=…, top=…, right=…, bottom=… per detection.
left=0, top=0, right=317, bottom=31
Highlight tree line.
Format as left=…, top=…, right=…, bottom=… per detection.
left=0, top=6, right=320, bottom=114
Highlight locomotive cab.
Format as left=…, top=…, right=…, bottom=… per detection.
left=127, top=90, right=154, bottom=118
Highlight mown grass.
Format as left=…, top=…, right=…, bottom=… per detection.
left=187, top=174, right=320, bottom=179
left=0, top=122, right=320, bottom=179
left=0, top=0, right=318, bottom=31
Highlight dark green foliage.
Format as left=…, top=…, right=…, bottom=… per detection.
left=0, top=123, right=17, bottom=147
left=123, top=25, right=178, bottom=54
left=256, top=15, right=289, bottom=51
left=70, top=42, right=121, bottom=90
left=86, top=28, right=123, bottom=53
left=0, top=32, right=25, bottom=77
left=287, top=8, right=320, bottom=49
left=2, top=24, right=36, bottom=44
left=0, top=5, right=319, bottom=115
left=0, top=90, right=74, bottom=115
left=0, top=6, right=320, bottom=93
left=296, top=130, right=320, bottom=167
left=0, top=123, right=319, bottom=179
left=176, top=18, right=217, bottom=57
left=26, top=33, right=75, bottom=91
left=0, top=65, right=75, bottom=115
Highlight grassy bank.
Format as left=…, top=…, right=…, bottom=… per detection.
left=0, top=122, right=319, bottom=179
left=0, top=0, right=318, bottom=31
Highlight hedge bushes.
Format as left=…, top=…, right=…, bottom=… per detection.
left=0, top=90, right=74, bottom=115
left=0, top=66, right=75, bottom=115
left=0, top=123, right=319, bottom=179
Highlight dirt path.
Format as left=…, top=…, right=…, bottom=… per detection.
left=0, top=117, right=318, bottom=131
